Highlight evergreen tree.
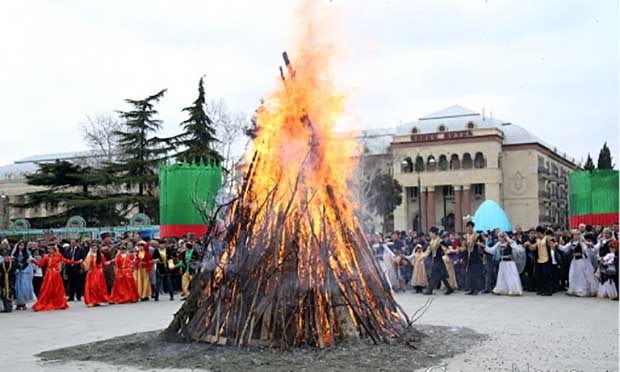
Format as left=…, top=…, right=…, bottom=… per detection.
left=583, top=153, right=595, bottom=172
left=597, top=142, right=614, bottom=169
left=13, top=160, right=122, bottom=228
left=171, top=77, right=222, bottom=163
left=105, top=89, right=169, bottom=219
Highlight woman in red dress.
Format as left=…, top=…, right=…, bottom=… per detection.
left=107, top=245, right=139, bottom=304
left=83, top=243, right=110, bottom=307
left=32, top=243, right=82, bottom=311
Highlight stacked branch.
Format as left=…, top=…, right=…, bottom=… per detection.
left=162, top=52, right=409, bottom=349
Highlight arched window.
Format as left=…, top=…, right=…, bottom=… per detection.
left=427, top=155, right=437, bottom=171
left=401, top=157, right=413, bottom=173
left=450, top=154, right=460, bottom=170
left=415, top=156, right=425, bottom=172
left=466, top=121, right=475, bottom=129
left=462, top=153, right=473, bottom=169
left=438, top=155, right=448, bottom=171
left=474, top=152, right=486, bottom=168
left=411, top=127, right=419, bottom=134
left=438, top=124, right=447, bottom=132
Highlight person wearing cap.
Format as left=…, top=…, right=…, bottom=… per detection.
left=422, top=227, right=454, bottom=295
left=31, top=243, right=83, bottom=311
left=176, top=242, right=198, bottom=299
left=151, top=239, right=175, bottom=301
left=106, top=244, right=139, bottom=304
left=458, top=221, right=485, bottom=295
left=441, top=232, right=458, bottom=291
left=134, top=240, right=152, bottom=301
left=100, top=232, right=116, bottom=294
left=524, top=226, right=554, bottom=296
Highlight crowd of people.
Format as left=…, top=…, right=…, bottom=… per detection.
left=371, top=221, right=619, bottom=300
left=0, top=231, right=215, bottom=312
left=0, top=221, right=617, bottom=313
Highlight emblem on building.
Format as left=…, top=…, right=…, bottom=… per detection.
left=509, top=171, right=526, bottom=195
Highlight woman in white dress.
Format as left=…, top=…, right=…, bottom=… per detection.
left=371, top=235, right=398, bottom=290
left=485, top=232, right=523, bottom=296
left=557, top=230, right=598, bottom=297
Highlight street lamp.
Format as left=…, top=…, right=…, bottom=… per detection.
left=0, top=192, right=8, bottom=230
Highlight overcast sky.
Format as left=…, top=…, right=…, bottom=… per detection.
left=0, top=0, right=617, bottom=167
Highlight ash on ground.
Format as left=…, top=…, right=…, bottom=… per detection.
left=38, top=325, right=486, bottom=372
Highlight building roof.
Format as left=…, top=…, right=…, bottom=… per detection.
left=394, top=105, right=573, bottom=162
left=0, top=150, right=102, bottom=180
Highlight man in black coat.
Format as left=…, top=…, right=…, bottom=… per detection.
left=423, top=227, right=454, bottom=295
left=64, top=239, right=86, bottom=301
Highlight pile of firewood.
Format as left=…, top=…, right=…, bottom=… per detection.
left=162, top=53, right=409, bottom=349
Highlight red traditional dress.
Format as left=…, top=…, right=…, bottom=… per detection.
left=32, top=253, right=80, bottom=311
left=84, top=253, right=110, bottom=306
left=109, top=253, right=139, bottom=304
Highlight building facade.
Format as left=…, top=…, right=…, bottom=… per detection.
left=382, top=105, right=578, bottom=232
left=0, top=151, right=105, bottom=228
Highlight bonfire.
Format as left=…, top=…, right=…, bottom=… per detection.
left=163, top=5, right=411, bottom=348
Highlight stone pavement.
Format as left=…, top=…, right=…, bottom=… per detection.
left=0, top=292, right=617, bottom=371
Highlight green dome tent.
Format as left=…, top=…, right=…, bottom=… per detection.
left=159, top=160, right=222, bottom=237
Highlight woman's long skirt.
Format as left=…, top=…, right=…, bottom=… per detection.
left=598, top=280, right=618, bottom=300
left=566, top=258, right=598, bottom=297
left=32, top=271, right=69, bottom=311
left=15, top=269, right=36, bottom=305
left=84, top=269, right=110, bottom=306
left=493, top=261, right=523, bottom=296
left=412, top=260, right=428, bottom=287
left=134, top=268, right=152, bottom=299
left=110, top=270, right=139, bottom=304
left=443, top=256, right=458, bottom=290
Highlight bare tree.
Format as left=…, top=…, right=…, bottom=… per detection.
left=79, top=113, right=124, bottom=163
left=206, top=98, right=248, bottom=194
left=350, top=132, right=395, bottom=233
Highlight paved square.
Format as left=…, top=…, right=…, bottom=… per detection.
left=0, top=293, right=617, bottom=371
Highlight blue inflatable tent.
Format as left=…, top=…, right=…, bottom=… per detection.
left=472, top=200, right=513, bottom=232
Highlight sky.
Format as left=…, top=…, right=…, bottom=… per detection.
left=0, top=0, right=618, bottom=167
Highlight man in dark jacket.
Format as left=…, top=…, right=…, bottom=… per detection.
left=64, top=239, right=86, bottom=301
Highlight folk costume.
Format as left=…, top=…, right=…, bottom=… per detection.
left=460, top=230, right=485, bottom=295
left=12, top=244, right=35, bottom=309
left=32, top=246, right=81, bottom=311
left=83, top=251, right=110, bottom=306
left=411, top=248, right=428, bottom=292
left=595, top=237, right=618, bottom=300
left=133, top=241, right=152, bottom=301
left=558, top=237, right=598, bottom=297
left=177, top=244, right=198, bottom=298
left=152, top=244, right=175, bottom=301
left=109, top=250, right=139, bottom=304
left=374, top=242, right=398, bottom=290
left=526, top=229, right=554, bottom=296
left=423, top=229, right=454, bottom=295
left=0, top=257, right=16, bottom=312
left=485, top=237, right=524, bottom=296
left=442, top=244, right=459, bottom=290
left=100, top=233, right=116, bottom=294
